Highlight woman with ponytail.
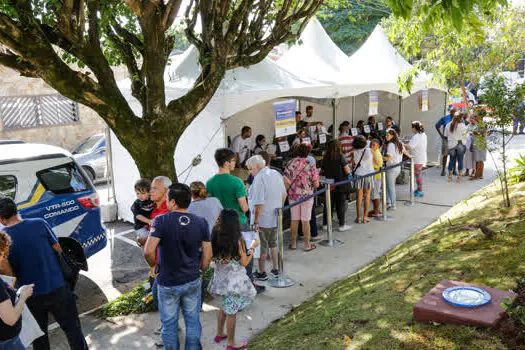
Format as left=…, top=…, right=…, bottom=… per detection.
left=188, top=181, right=223, bottom=234
left=405, top=121, right=428, bottom=196
left=444, top=112, right=468, bottom=183
left=384, top=129, right=411, bottom=210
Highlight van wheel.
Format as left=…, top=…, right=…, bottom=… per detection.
left=83, top=166, right=95, bottom=182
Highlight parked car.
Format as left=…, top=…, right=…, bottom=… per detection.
left=0, top=143, right=107, bottom=258
left=72, top=134, right=107, bottom=183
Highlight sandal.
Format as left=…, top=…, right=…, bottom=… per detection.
left=354, top=218, right=362, bottom=224
left=304, top=244, right=317, bottom=252
left=363, top=217, right=371, bottom=224
left=214, top=335, right=228, bottom=343
left=227, top=340, right=249, bottom=350
left=288, top=244, right=297, bottom=250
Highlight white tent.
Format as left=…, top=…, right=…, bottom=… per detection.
left=112, top=46, right=336, bottom=222
left=338, top=25, right=436, bottom=97
left=276, top=17, right=350, bottom=84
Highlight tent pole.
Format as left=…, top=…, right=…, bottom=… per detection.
left=332, top=98, right=338, bottom=138
left=398, top=96, right=403, bottom=130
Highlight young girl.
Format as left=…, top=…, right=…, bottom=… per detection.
left=444, top=112, right=468, bottom=183
left=351, top=136, right=377, bottom=223
left=208, top=209, right=259, bottom=350
left=405, top=121, right=428, bottom=197
left=383, top=129, right=411, bottom=210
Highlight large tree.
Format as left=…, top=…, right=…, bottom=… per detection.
left=0, top=0, right=507, bottom=180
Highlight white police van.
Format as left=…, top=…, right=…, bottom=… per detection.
left=0, top=143, right=106, bottom=258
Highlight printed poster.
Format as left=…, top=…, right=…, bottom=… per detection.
left=274, top=100, right=296, bottom=137
left=369, top=91, right=378, bottom=116
left=421, top=89, right=429, bottom=112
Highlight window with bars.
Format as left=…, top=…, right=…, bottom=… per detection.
left=0, top=95, right=79, bottom=130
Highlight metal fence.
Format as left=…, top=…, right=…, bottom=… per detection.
left=0, top=94, right=79, bottom=130
left=269, top=158, right=416, bottom=288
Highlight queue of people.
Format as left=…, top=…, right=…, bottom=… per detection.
left=435, top=108, right=487, bottom=183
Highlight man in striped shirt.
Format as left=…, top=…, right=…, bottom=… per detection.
left=338, top=121, right=354, bottom=164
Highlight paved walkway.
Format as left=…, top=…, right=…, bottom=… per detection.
left=49, top=136, right=524, bottom=349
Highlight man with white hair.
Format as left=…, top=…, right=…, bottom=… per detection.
left=246, top=155, right=287, bottom=281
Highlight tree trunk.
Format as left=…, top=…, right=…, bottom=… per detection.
left=501, top=130, right=511, bottom=207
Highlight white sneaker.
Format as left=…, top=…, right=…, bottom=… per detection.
left=338, top=225, right=352, bottom=232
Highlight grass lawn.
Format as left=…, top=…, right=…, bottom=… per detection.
left=250, top=181, right=525, bottom=349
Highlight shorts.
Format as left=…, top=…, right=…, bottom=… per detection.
left=258, top=227, right=277, bottom=255
left=136, top=227, right=150, bottom=239
left=372, top=177, right=382, bottom=200
left=441, top=138, right=449, bottom=157
left=290, top=198, right=314, bottom=221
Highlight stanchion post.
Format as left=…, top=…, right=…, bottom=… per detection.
left=320, top=181, right=344, bottom=247
left=268, top=208, right=296, bottom=288
left=405, top=158, right=416, bottom=206
left=376, top=170, right=393, bottom=221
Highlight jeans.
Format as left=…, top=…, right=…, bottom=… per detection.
left=240, top=222, right=253, bottom=282
left=0, top=336, right=26, bottom=349
left=157, top=278, right=203, bottom=350
left=448, top=143, right=467, bottom=172
left=152, top=277, right=159, bottom=308
left=26, top=286, right=87, bottom=350
left=386, top=167, right=401, bottom=208
left=323, top=191, right=347, bottom=226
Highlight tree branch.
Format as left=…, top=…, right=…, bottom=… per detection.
left=0, top=51, right=38, bottom=77
left=162, top=0, right=183, bottom=31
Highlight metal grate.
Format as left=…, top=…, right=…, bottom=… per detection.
left=0, top=94, right=79, bottom=130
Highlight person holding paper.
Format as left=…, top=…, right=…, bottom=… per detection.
left=292, top=128, right=308, bottom=148
left=304, top=106, right=324, bottom=144
left=0, top=231, right=34, bottom=350
left=0, top=198, right=88, bottom=350
left=206, top=149, right=265, bottom=294
left=245, top=155, right=287, bottom=281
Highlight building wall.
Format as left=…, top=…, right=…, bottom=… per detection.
left=0, top=66, right=126, bottom=151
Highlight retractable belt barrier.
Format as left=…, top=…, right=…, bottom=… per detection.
left=268, top=158, right=414, bottom=289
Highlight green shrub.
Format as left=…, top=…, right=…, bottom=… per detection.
left=509, top=153, right=525, bottom=184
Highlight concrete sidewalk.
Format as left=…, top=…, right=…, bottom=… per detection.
left=49, top=136, right=525, bottom=349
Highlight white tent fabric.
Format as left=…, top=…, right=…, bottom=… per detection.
left=276, top=17, right=349, bottom=84
left=112, top=46, right=335, bottom=222
left=338, top=25, right=437, bottom=96
left=278, top=20, right=442, bottom=96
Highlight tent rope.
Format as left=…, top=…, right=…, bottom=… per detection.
left=179, top=122, right=224, bottom=183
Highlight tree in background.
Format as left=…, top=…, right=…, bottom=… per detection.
left=0, top=0, right=507, bottom=179
left=480, top=76, right=525, bottom=207
left=318, top=0, right=391, bottom=56
left=385, top=5, right=525, bottom=104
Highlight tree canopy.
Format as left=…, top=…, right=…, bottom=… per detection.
left=385, top=4, right=525, bottom=96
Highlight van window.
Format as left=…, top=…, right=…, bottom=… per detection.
left=0, top=175, right=17, bottom=199
left=37, top=163, right=90, bottom=194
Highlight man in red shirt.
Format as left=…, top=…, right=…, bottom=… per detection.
left=338, top=121, right=354, bottom=163
left=136, top=176, right=171, bottom=247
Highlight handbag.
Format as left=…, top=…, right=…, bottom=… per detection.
left=348, top=150, right=366, bottom=193
left=55, top=251, right=79, bottom=290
